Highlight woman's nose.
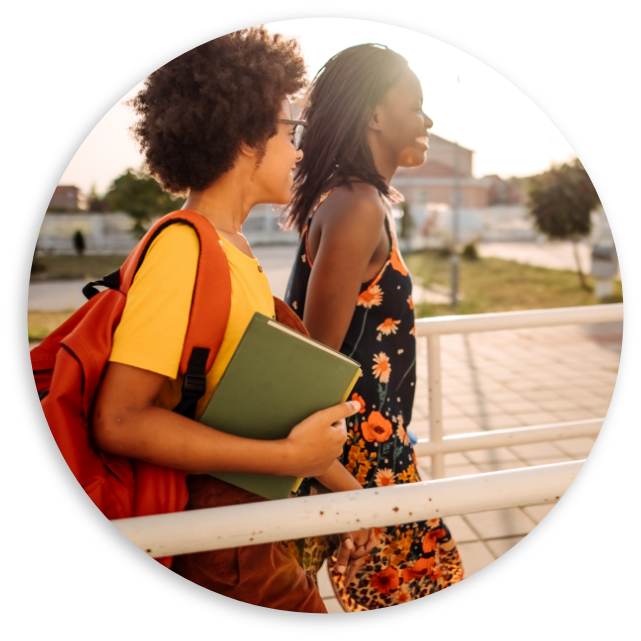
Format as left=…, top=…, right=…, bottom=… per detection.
left=423, top=112, right=434, bottom=129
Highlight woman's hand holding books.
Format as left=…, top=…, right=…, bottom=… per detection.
left=282, top=400, right=360, bottom=478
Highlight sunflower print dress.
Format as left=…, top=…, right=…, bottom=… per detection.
left=284, top=190, right=463, bottom=611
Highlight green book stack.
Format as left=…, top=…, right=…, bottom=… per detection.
left=200, top=312, right=362, bottom=500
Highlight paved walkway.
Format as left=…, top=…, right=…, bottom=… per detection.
left=479, top=240, right=622, bottom=297
left=478, top=241, right=593, bottom=272
left=27, top=245, right=300, bottom=311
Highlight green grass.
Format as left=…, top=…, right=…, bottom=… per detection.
left=28, top=310, right=75, bottom=342
left=29, top=255, right=128, bottom=341
left=405, top=251, right=623, bottom=318
left=31, top=254, right=128, bottom=282
left=28, top=251, right=623, bottom=341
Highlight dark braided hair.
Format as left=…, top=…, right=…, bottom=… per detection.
left=129, top=27, right=307, bottom=195
left=286, top=44, right=408, bottom=232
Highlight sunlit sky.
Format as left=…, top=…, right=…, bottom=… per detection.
left=61, top=18, right=576, bottom=195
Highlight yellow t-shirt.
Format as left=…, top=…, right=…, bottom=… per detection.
left=109, top=222, right=275, bottom=418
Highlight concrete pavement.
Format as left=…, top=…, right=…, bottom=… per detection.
left=28, top=245, right=299, bottom=311
left=478, top=241, right=593, bottom=272
left=411, top=240, right=600, bottom=305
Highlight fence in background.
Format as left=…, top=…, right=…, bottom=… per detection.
left=37, top=208, right=299, bottom=254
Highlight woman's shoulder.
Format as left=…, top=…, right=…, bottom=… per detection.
left=317, top=182, right=386, bottom=231
left=146, top=220, right=200, bottom=255
left=133, top=222, right=201, bottom=286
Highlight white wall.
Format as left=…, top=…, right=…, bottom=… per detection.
left=36, top=208, right=299, bottom=255
left=37, top=212, right=138, bottom=254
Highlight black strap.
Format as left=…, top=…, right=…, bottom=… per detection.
left=83, top=220, right=212, bottom=416
left=82, top=269, right=121, bottom=300
left=173, top=347, right=210, bottom=419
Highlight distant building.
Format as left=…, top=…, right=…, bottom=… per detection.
left=390, top=134, right=490, bottom=245
left=391, top=134, right=489, bottom=210
left=48, top=185, right=83, bottom=211
left=485, top=174, right=528, bottom=206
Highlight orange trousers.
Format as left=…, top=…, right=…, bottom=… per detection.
left=171, top=475, right=327, bottom=613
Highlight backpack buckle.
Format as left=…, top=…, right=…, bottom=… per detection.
left=182, top=374, right=207, bottom=396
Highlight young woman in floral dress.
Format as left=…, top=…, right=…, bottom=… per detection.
left=284, top=44, right=464, bottom=610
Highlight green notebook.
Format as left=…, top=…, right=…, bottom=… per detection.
left=200, top=312, right=362, bottom=500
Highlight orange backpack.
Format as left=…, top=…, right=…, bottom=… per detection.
left=31, top=211, right=234, bottom=566
left=31, top=210, right=308, bottom=566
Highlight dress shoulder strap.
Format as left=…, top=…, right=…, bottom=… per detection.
left=303, top=188, right=335, bottom=250
left=310, top=189, right=335, bottom=218
left=382, top=206, right=394, bottom=254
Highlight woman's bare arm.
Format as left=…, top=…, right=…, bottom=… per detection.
left=92, top=362, right=358, bottom=478
left=315, top=459, right=363, bottom=492
left=300, top=189, right=388, bottom=583
left=303, top=185, right=388, bottom=350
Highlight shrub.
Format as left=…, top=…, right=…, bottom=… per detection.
left=73, top=229, right=86, bottom=256
left=31, top=259, right=46, bottom=275
left=462, top=242, right=479, bottom=261
left=437, top=245, right=452, bottom=259
left=399, top=201, right=414, bottom=239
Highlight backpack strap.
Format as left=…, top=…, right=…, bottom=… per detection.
left=171, top=212, right=231, bottom=417
left=114, top=210, right=232, bottom=418
left=82, top=270, right=121, bottom=300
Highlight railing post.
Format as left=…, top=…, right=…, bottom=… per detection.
left=427, top=334, right=445, bottom=479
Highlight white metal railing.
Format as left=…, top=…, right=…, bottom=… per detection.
left=114, top=460, right=583, bottom=558
left=415, top=304, right=623, bottom=478
left=110, top=304, right=620, bottom=558
left=413, top=419, right=602, bottom=457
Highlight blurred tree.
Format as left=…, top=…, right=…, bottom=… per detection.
left=461, top=241, right=479, bottom=261
left=104, top=168, right=185, bottom=238
left=73, top=229, right=86, bottom=256
left=87, top=185, right=110, bottom=213
left=31, top=243, right=46, bottom=275
left=527, top=159, right=600, bottom=290
left=399, top=200, right=414, bottom=240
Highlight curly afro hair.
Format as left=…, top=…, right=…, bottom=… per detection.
left=129, top=27, right=307, bottom=194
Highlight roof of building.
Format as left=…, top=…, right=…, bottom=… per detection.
left=428, top=133, right=473, bottom=152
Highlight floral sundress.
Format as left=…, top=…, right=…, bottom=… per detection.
left=284, top=190, right=463, bottom=610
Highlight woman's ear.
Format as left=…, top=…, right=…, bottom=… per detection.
left=368, top=105, right=384, bottom=132
left=238, top=141, right=258, bottom=159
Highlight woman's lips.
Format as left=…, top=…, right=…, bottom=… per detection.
left=415, top=136, right=429, bottom=149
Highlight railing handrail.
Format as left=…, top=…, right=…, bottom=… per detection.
left=418, top=304, right=619, bottom=479
left=114, top=461, right=583, bottom=559
left=416, top=303, right=623, bottom=336
left=413, top=418, right=603, bottom=456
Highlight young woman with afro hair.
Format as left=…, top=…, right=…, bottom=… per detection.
left=91, top=27, right=361, bottom=612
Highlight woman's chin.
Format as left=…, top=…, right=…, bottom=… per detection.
left=271, top=192, right=292, bottom=206
left=397, top=147, right=427, bottom=168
